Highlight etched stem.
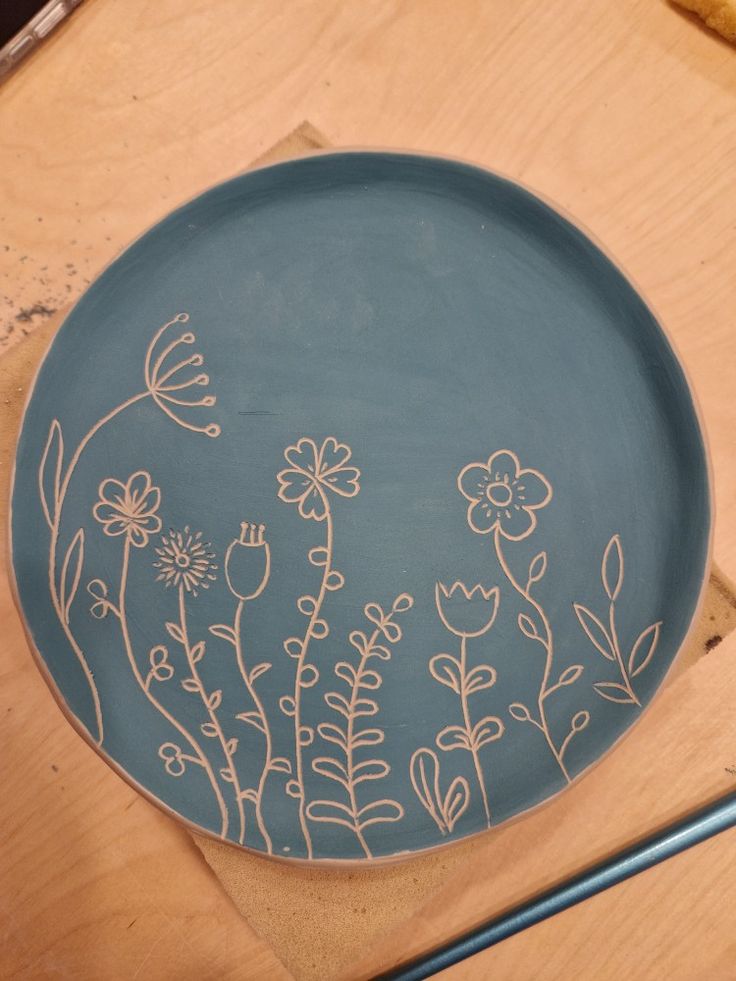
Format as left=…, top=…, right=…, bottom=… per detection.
left=458, top=636, right=491, bottom=826
left=178, top=586, right=245, bottom=843
left=608, top=600, right=641, bottom=707
left=493, top=526, right=570, bottom=782
left=233, top=599, right=274, bottom=854
left=294, top=493, right=333, bottom=860
left=46, top=391, right=150, bottom=745
left=559, top=724, right=580, bottom=762
left=117, top=536, right=229, bottom=837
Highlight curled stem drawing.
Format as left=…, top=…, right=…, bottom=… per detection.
left=291, top=496, right=332, bottom=860
left=494, top=528, right=568, bottom=777
left=495, top=528, right=587, bottom=781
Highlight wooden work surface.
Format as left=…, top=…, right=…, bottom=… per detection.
left=1, top=2, right=736, bottom=978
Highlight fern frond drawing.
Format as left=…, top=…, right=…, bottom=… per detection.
left=306, top=593, right=413, bottom=858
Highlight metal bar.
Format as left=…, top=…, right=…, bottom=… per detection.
left=375, top=790, right=736, bottom=980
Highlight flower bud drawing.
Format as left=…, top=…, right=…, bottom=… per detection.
left=435, top=581, right=500, bottom=639
left=225, top=522, right=271, bottom=601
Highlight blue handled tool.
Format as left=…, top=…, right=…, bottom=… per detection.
left=376, top=790, right=736, bottom=980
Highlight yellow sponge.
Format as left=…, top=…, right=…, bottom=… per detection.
left=674, top=0, right=736, bottom=41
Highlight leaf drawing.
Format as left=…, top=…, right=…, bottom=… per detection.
left=573, top=604, right=614, bottom=661
left=628, top=622, right=662, bottom=679
left=409, top=748, right=470, bottom=835
left=436, top=725, right=472, bottom=752
left=593, top=682, right=636, bottom=705
left=527, top=550, right=547, bottom=589
left=39, top=419, right=64, bottom=529
left=429, top=653, right=462, bottom=693
left=209, top=623, right=237, bottom=645
left=602, top=534, right=624, bottom=602
left=60, top=528, right=84, bottom=624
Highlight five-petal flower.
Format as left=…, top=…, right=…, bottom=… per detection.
left=93, top=470, right=162, bottom=548
left=457, top=449, right=551, bottom=541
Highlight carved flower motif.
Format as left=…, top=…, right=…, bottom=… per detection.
left=277, top=437, right=360, bottom=521
left=143, top=312, right=220, bottom=438
left=225, top=522, right=271, bottom=601
left=93, top=470, right=162, bottom=548
left=435, top=581, right=500, bottom=638
left=154, top=527, right=217, bottom=596
left=457, top=449, right=551, bottom=541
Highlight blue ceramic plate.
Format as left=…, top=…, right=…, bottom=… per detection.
left=11, top=152, right=711, bottom=862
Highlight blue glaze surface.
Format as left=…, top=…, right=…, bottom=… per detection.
left=11, top=152, right=710, bottom=860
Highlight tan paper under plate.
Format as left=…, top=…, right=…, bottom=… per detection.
left=2, top=124, right=734, bottom=981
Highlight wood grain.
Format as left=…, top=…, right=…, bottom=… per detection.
left=1, top=0, right=736, bottom=978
